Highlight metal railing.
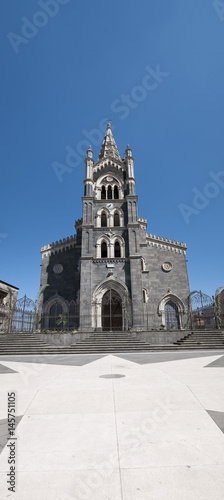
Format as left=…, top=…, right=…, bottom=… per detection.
left=2, top=288, right=224, bottom=333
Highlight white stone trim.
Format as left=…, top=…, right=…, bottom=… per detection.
left=95, top=172, right=124, bottom=200
left=96, top=207, right=110, bottom=228
left=96, top=234, right=125, bottom=259
left=92, top=277, right=130, bottom=330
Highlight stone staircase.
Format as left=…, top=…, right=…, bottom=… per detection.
left=0, top=330, right=224, bottom=355
left=0, top=331, right=153, bottom=355
left=174, top=330, right=224, bottom=349
left=69, top=330, right=224, bottom=353
left=142, top=330, right=224, bottom=351
left=0, top=332, right=75, bottom=355
left=70, top=332, right=153, bottom=353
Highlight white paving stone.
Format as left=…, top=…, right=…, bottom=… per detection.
left=121, top=466, right=224, bottom=500
left=0, top=352, right=223, bottom=499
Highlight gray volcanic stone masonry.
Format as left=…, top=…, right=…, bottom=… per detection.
left=39, top=125, right=190, bottom=333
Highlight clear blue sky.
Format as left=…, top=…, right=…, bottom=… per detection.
left=1, top=0, right=224, bottom=303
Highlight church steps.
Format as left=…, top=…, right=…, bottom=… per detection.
left=66, top=329, right=224, bottom=353
left=0, top=330, right=224, bottom=355
left=0, top=333, right=74, bottom=354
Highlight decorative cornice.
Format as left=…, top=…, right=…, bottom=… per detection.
left=146, top=233, right=186, bottom=247
left=93, top=226, right=126, bottom=231
left=93, top=159, right=125, bottom=175
left=41, top=234, right=77, bottom=255
left=92, top=258, right=126, bottom=263
left=94, top=198, right=124, bottom=204
left=138, top=216, right=147, bottom=230
left=146, top=233, right=187, bottom=254
left=138, top=217, right=147, bottom=224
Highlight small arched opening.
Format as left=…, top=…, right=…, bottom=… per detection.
left=114, top=241, right=121, bottom=258
left=101, top=186, right=106, bottom=199
left=114, top=211, right=120, bottom=227
left=101, top=241, right=107, bottom=258
left=114, top=185, right=119, bottom=199
left=107, top=185, right=112, bottom=199
left=101, top=212, right=107, bottom=227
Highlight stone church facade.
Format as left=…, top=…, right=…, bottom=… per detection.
left=39, top=125, right=190, bottom=332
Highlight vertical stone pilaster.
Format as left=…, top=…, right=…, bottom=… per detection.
left=79, top=259, right=93, bottom=331
left=129, top=257, right=144, bottom=329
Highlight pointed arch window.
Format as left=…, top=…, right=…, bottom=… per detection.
left=143, top=289, right=148, bottom=304
left=101, top=241, right=107, bottom=258
left=49, top=302, right=62, bottom=317
left=101, top=186, right=106, bottom=199
left=49, top=302, right=63, bottom=329
left=114, top=185, right=119, bottom=199
left=101, top=212, right=107, bottom=227
left=107, top=185, right=112, bottom=199
left=114, top=211, right=120, bottom=227
left=114, top=241, right=121, bottom=258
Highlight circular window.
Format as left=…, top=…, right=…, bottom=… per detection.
left=162, top=262, right=172, bottom=272
left=53, top=264, right=63, bottom=274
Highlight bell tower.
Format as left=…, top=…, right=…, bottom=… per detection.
left=78, top=124, right=145, bottom=331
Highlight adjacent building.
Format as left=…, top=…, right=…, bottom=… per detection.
left=0, top=280, right=19, bottom=332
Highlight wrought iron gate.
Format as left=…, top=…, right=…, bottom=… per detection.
left=189, top=291, right=216, bottom=329
left=13, top=295, right=35, bottom=332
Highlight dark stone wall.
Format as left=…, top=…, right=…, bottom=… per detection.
left=41, top=245, right=81, bottom=304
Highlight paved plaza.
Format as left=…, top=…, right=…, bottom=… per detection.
left=0, top=350, right=224, bottom=499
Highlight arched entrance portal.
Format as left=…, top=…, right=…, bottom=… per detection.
left=165, top=300, right=180, bottom=330
left=102, top=289, right=122, bottom=331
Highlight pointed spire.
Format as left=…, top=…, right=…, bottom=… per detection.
left=125, top=144, right=132, bottom=158
left=98, top=123, right=121, bottom=161
left=86, top=145, right=93, bottom=159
